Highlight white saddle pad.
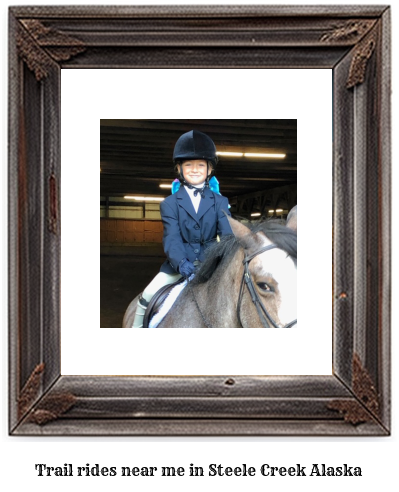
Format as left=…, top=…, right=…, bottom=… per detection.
left=148, top=279, right=188, bottom=328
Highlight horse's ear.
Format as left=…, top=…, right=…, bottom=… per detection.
left=226, top=215, right=262, bottom=251
left=286, top=205, right=297, bottom=231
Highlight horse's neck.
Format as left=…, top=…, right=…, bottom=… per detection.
left=195, top=249, right=243, bottom=327
left=158, top=250, right=244, bottom=328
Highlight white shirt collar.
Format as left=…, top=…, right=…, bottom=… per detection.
left=184, top=183, right=205, bottom=213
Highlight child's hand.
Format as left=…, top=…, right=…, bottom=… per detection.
left=179, top=259, right=195, bottom=278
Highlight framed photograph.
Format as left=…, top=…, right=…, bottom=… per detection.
left=9, top=5, right=390, bottom=435
left=97, top=118, right=298, bottom=330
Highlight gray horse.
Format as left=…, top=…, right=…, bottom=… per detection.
left=123, top=212, right=297, bottom=328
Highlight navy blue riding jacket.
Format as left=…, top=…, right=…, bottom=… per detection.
left=159, top=186, right=233, bottom=274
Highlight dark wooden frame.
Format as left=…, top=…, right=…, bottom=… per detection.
left=9, top=5, right=391, bottom=435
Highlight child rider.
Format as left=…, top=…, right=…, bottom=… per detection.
left=132, top=129, right=233, bottom=327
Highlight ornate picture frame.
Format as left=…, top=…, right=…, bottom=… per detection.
left=9, top=5, right=391, bottom=435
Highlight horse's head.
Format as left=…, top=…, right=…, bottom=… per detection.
left=228, top=215, right=297, bottom=328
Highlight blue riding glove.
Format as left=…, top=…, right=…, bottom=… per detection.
left=179, top=259, right=195, bottom=278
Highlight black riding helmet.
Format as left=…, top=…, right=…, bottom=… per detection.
left=173, top=130, right=218, bottom=190
left=173, top=130, right=218, bottom=167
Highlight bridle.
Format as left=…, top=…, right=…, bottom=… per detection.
left=189, top=242, right=297, bottom=328
left=237, top=244, right=297, bottom=328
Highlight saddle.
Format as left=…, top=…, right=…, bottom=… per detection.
left=143, top=277, right=186, bottom=328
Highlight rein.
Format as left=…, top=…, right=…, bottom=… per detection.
left=189, top=243, right=297, bottom=328
left=187, top=279, right=212, bottom=328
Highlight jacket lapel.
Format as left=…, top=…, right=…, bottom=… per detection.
left=176, top=186, right=199, bottom=223
left=196, top=188, right=215, bottom=221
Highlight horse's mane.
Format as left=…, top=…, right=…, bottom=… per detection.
left=192, top=219, right=297, bottom=285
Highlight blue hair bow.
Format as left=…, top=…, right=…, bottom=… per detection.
left=171, top=179, right=181, bottom=194
left=171, top=176, right=221, bottom=195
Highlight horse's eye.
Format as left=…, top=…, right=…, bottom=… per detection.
left=257, top=282, right=274, bottom=293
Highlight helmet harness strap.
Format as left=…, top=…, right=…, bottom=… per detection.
left=179, top=161, right=212, bottom=198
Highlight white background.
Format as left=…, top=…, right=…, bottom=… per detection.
left=61, top=68, right=332, bottom=376
left=1, top=1, right=398, bottom=492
